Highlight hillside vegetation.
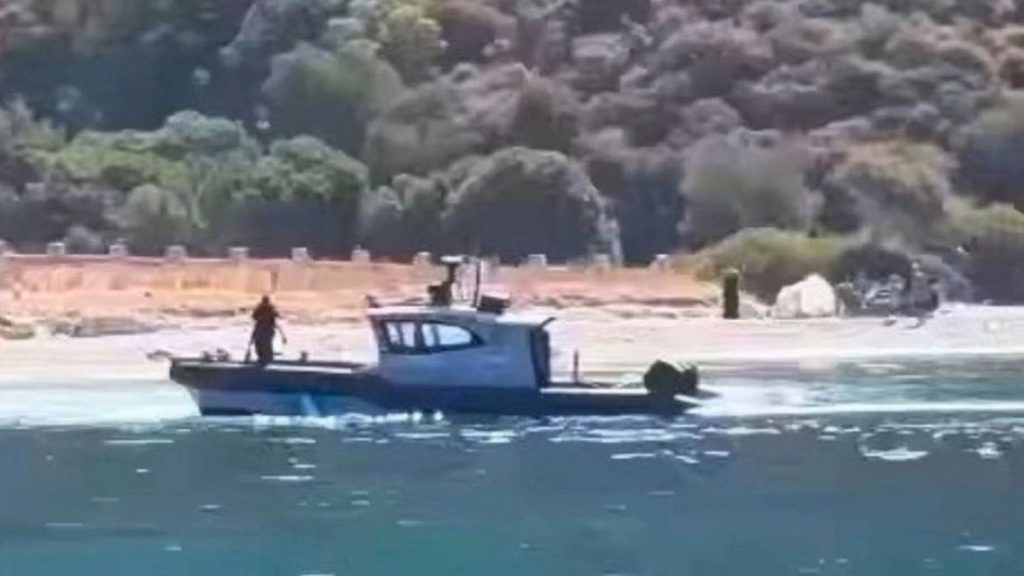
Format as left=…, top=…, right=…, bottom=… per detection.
left=3, top=0, right=1024, bottom=300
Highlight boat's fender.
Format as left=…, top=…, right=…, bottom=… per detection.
left=643, top=360, right=699, bottom=397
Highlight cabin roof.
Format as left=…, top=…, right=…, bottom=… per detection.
left=367, top=305, right=552, bottom=328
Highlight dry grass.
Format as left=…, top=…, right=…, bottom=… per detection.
left=0, top=256, right=717, bottom=321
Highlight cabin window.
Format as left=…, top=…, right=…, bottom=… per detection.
left=421, top=323, right=439, bottom=348
left=431, top=323, right=476, bottom=348
left=385, top=323, right=401, bottom=349
left=379, top=320, right=481, bottom=354
left=399, top=322, right=419, bottom=349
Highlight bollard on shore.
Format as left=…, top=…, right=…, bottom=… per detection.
left=165, top=245, right=187, bottom=262
left=46, top=242, right=66, bottom=258
left=291, top=247, right=311, bottom=263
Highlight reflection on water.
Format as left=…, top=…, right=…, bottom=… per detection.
left=2, top=359, right=1024, bottom=575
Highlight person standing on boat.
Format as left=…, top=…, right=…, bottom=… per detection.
left=250, top=296, right=286, bottom=366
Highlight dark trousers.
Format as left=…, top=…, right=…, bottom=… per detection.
left=253, top=330, right=274, bottom=365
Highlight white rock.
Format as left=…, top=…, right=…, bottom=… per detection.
left=771, top=274, right=839, bottom=319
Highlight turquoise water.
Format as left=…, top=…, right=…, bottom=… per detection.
left=3, top=359, right=1024, bottom=575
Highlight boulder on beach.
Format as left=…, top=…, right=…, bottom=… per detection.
left=50, top=316, right=163, bottom=338
left=0, top=316, right=36, bottom=340
left=771, top=274, right=839, bottom=319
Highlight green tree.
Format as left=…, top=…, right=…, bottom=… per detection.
left=118, top=184, right=192, bottom=254
left=241, top=136, right=369, bottom=256
left=956, top=95, right=1024, bottom=208
left=443, top=147, right=621, bottom=262
left=357, top=173, right=445, bottom=257
left=946, top=201, right=1024, bottom=302
left=828, top=141, right=952, bottom=245
left=377, top=3, right=444, bottom=82
left=680, top=133, right=815, bottom=247
left=262, top=41, right=404, bottom=154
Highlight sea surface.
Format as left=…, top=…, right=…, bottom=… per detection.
left=3, top=357, right=1024, bottom=575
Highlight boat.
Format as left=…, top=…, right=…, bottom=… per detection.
left=169, top=257, right=707, bottom=418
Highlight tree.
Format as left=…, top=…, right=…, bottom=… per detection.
left=827, top=141, right=952, bottom=245
left=118, top=184, right=192, bottom=254
left=693, top=228, right=845, bottom=301
left=262, top=41, right=404, bottom=154
left=443, top=147, right=621, bottom=262
left=956, top=95, right=1024, bottom=208
left=156, top=111, right=258, bottom=159
left=362, top=63, right=533, bottom=183
left=680, top=133, right=815, bottom=248
left=357, top=173, right=446, bottom=258
left=945, top=202, right=1024, bottom=302
left=241, top=136, right=369, bottom=256
left=377, top=3, right=443, bottom=82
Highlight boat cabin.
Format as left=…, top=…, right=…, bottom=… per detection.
left=368, top=306, right=554, bottom=390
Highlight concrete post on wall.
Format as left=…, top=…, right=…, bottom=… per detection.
left=291, top=247, right=311, bottom=263
left=650, top=254, right=671, bottom=272
left=109, top=242, right=129, bottom=259
left=352, top=247, right=371, bottom=264
left=46, top=242, right=67, bottom=259
left=283, top=247, right=313, bottom=292
left=163, top=245, right=188, bottom=291
left=228, top=246, right=249, bottom=263
left=412, top=252, right=433, bottom=269
left=227, top=246, right=251, bottom=293
left=107, top=241, right=130, bottom=291
left=526, top=254, right=548, bottom=269
left=591, top=253, right=612, bottom=273
left=165, top=245, right=187, bottom=262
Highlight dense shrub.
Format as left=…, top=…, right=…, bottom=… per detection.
left=357, top=173, right=446, bottom=257
left=828, top=242, right=914, bottom=284
left=442, top=147, right=620, bottom=263
left=433, top=1, right=512, bottom=67
left=584, top=141, right=684, bottom=263
left=692, top=228, right=846, bottom=301
left=242, top=136, right=368, bottom=255
left=651, top=22, right=772, bottom=99
left=221, top=0, right=341, bottom=65
left=680, top=133, right=815, bottom=247
left=576, top=0, right=653, bottom=34
left=827, top=141, right=952, bottom=245
left=732, top=55, right=891, bottom=130
left=117, top=184, right=192, bottom=254
left=376, top=4, right=444, bottom=82
left=946, top=202, right=1024, bottom=302
left=767, top=15, right=849, bottom=65
left=362, top=64, right=530, bottom=182
left=262, top=42, right=404, bottom=155
left=955, top=95, right=1024, bottom=208
left=509, top=77, right=579, bottom=152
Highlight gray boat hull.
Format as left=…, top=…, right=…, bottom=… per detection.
left=170, top=359, right=702, bottom=418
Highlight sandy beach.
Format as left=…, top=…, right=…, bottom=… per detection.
left=4, top=257, right=1024, bottom=425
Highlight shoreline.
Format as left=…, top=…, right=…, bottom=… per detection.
left=3, top=304, right=1024, bottom=377
left=4, top=262, right=1024, bottom=387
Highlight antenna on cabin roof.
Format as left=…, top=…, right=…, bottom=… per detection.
left=472, top=257, right=483, bottom=307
